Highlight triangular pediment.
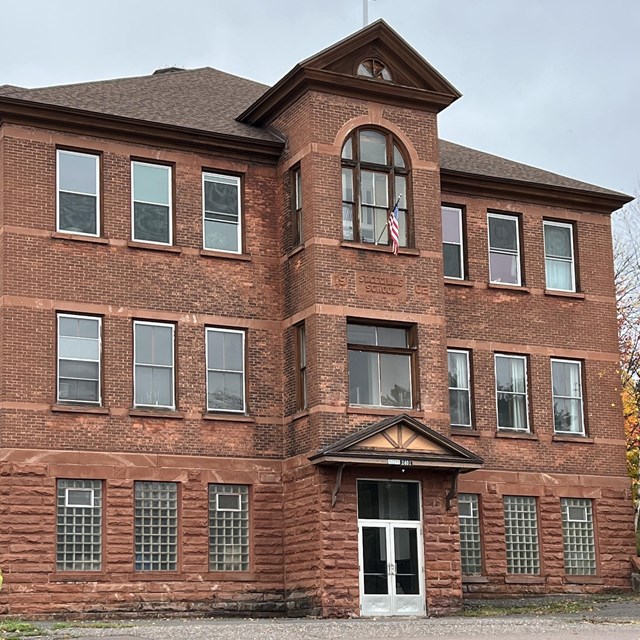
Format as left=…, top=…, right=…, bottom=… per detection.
left=309, top=414, right=483, bottom=471
left=238, top=20, right=461, bottom=126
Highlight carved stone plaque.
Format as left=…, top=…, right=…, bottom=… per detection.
left=355, top=271, right=406, bottom=300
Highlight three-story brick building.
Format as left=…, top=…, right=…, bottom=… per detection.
left=0, top=21, right=635, bottom=618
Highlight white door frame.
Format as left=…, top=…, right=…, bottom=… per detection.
left=357, top=479, right=425, bottom=617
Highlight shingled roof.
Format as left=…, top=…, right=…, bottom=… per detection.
left=0, top=67, right=628, bottom=200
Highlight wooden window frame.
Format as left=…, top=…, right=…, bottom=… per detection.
left=292, top=166, right=303, bottom=247
left=295, top=323, right=307, bottom=411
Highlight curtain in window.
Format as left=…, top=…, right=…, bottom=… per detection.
left=553, top=361, right=583, bottom=433
left=546, top=258, right=572, bottom=290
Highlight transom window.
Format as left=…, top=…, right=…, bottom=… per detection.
left=504, top=496, right=540, bottom=575
left=495, top=354, right=529, bottom=432
left=442, top=205, right=465, bottom=279
left=131, top=161, right=172, bottom=245
left=488, top=213, right=521, bottom=285
left=348, top=323, right=415, bottom=409
left=357, top=480, right=420, bottom=521
left=56, top=149, right=100, bottom=236
left=448, top=349, right=472, bottom=428
left=203, top=173, right=242, bottom=253
left=209, top=484, right=249, bottom=571
left=561, top=498, right=596, bottom=575
left=206, top=328, right=245, bottom=413
left=458, top=494, right=482, bottom=575
left=551, top=359, right=584, bottom=435
left=56, top=479, right=102, bottom=572
left=57, top=314, right=101, bottom=405
left=544, top=221, right=576, bottom=292
left=342, top=129, right=409, bottom=248
left=357, top=58, right=392, bottom=81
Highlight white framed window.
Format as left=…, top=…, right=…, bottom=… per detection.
left=133, top=321, right=175, bottom=409
left=551, top=359, right=585, bottom=435
left=448, top=349, right=472, bottom=428
left=544, top=221, right=576, bottom=292
left=488, top=213, right=521, bottom=285
left=57, top=314, right=101, bottom=405
left=56, top=479, right=102, bottom=571
left=56, top=149, right=100, bottom=236
left=203, top=173, right=242, bottom=253
left=458, top=494, right=482, bottom=575
left=134, top=481, right=178, bottom=572
left=131, top=161, right=172, bottom=245
left=209, top=484, right=249, bottom=571
left=206, top=328, right=245, bottom=413
left=495, top=354, right=529, bottom=431
left=442, top=206, right=464, bottom=279
left=561, top=498, right=596, bottom=575
left=504, top=495, right=540, bottom=575
left=293, top=167, right=303, bottom=246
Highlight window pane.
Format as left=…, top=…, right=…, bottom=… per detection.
left=444, top=244, right=462, bottom=278
left=342, top=204, right=354, bottom=240
left=393, top=144, right=405, bottom=168
left=397, top=210, right=407, bottom=248
left=136, top=324, right=172, bottom=366
left=133, top=163, right=169, bottom=205
left=544, top=224, right=572, bottom=258
left=394, top=176, right=406, bottom=208
left=347, top=324, right=377, bottom=346
left=489, top=216, right=517, bottom=251
left=374, top=173, right=388, bottom=207
left=489, top=252, right=519, bottom=284
left=377, top=327, right=408, bottom=348
left=207, top=330, right=224, bottom=370
left=442, top=208, right=461, bottom=244
left=135, top=365, right=172, bottom=407
left=208, top=371, right=244, bottom=411
left=552, top=360, right=581, bottom=398
left=380, top=353, right=411, bottom=408
left=496, top=357, right=525, bottom=393
left=546, top=258, right=573, bottom=291
left=59, top=360, right=99, bottom=380
left=59, top=336, right=99, bottom=360
left=59, top=192, right=97, bottom=235
left=133, top=202, right=170, bottom=244
left=224, top=332, right=243, bottom=371
left=450, top=389, right=471, bottom=426
left=342, top=137, right=353, bottom=160
left=497, top=393, right=527, bottom=430
left=554, top=398, right=583, bottom=433
left=58, top=152, right=97, bottom=194
left=59, top=378, right=99, bottom=402
left=349, top=350, right=379, bottom=405
left=448, top=351, right=469, bottom=389
left=342, top=167, right=353, bottom=201
left=359, top=130, right=387, bottom=165
left=204, top=219, right=239, bottom=253
left=204, top=177, right=239, bottom=216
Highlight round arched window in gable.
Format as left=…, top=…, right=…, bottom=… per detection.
left=357, top=58, right=392, bottom=82
left=341, top=128, right=409, bottom=248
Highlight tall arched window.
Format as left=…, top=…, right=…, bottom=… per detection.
left=341, top=128, right=409, bottom=248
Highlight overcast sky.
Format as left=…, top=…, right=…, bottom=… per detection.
left=2, top=0, right=638, bottom=205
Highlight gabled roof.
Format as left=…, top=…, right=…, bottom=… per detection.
left=309, top=414, right=483, bottom=471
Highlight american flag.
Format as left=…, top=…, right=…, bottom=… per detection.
left=388, top=200, right=400, bottom=255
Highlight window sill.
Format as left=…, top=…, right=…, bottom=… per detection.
left=505, top=575, right=545, bottom=584
left=51, top=404, right=109, bottom=415
left=51, top=232, right=109, bottom=245
left=128, top=409, right=184, bottom=419
left=204, top=571, right=255, bottom=582
left=202, top=412, right=255, bottom=423
left=552, top=434, right=594, bottom=444
left=129, top=572, right=185, bottom=581
left=451, top=427, right=480, bottom=437
left=51, top=573, right=111, bottom=583
left=340, top=241, right=420, bottom=256
left=287, top=244, right=305, bottom=259
left=348, top=406, right=421, bottom=417
left=495, top=430, right=538, bottom=441
left=444, top=278, right=475, bottom=287
left=563, top=575, right=604, bottom=585
left=462, top=575, right=489, bottom=584
left=488, top=283, right=531, bottom=293
left=289, top=409, right=310, bottom=422
left=199, top=249, right=251, bottom=261
left=127, top=240, right=182, bottom=254
left=544, top=289, right=585, bottom=299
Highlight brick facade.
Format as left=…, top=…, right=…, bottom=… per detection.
left=0, top=21, right=635, bottom=618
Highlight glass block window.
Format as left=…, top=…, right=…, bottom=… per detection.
left=57, top=314, right=101, bottom=405
left=458, top=494, right=482, bottom=575
left=203, top=173, right=242, bottom=253
left=488, top=213, right=521, bottom=285
left=544, top=221, right=576, bottom=292
left=131, top=161, right=172, bottom=245
left=134, top=481, right=178, bottom=572
left=56, top=149, right=100, bottom=236
left=504, top=496, right=540, bottom=574
left=209, top=484, right=249, bottom=571
left=56, top=479, right=102, bottom=571
left=561, top=498, right=596, bottom=575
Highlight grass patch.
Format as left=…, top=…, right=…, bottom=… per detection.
left=460, top=599, right=596, bottom=617
left=51, top=621, right=134, bottom=630
left=0, top=620, right=45, bottom=638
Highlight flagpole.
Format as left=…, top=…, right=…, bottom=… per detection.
left=363, top=0, right=368, bottom=26
left=375, top=196, right=402, bottom=245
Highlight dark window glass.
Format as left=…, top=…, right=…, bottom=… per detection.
left=357, top=481, right=419, bottom=521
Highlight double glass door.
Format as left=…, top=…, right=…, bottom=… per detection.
left=357, top=480, right=424, bottom=616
